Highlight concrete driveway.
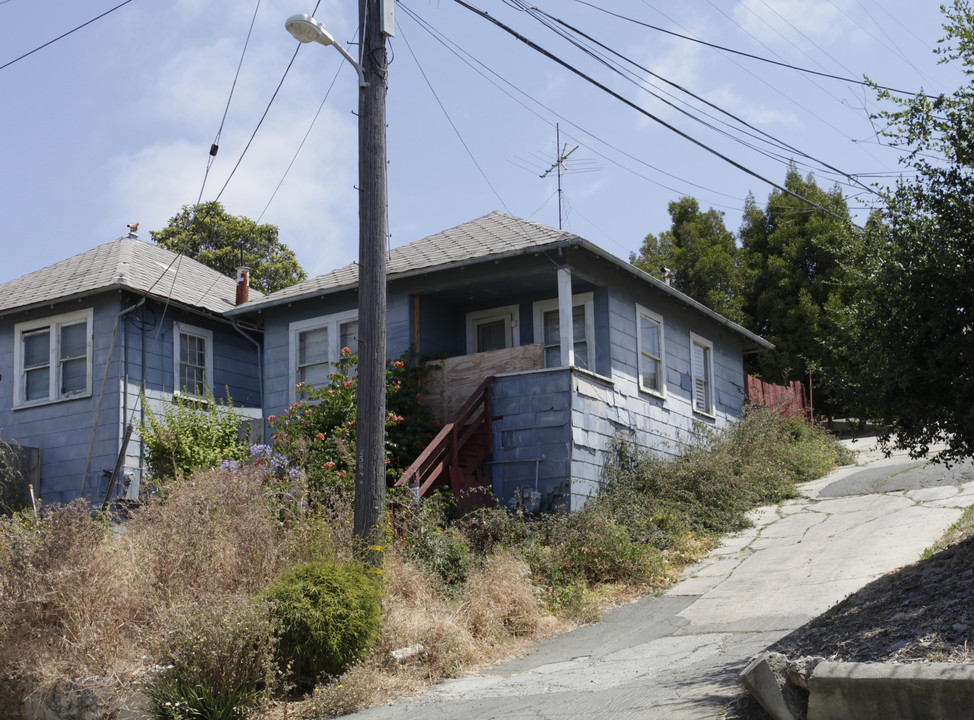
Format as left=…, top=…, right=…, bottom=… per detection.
left=351, top=441, right=974, bottom=720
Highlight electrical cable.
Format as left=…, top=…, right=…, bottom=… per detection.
left=570, top=0, right=935, bottom=100
left=0, top=0, right=134, bottom=72
left=451, top=0, right=856, bottom=224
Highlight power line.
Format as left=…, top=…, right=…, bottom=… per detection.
left=570, top=0, right=936, bottom=100
left=453, top=0, right=855, bottom=224
left=0, top=0, right=135, bottom=72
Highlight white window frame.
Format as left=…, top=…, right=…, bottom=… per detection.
left=532, top=292, right=595, bottom=370
left=465, top=304, right=520, bottom=355
left=288, top=310, right=359, bottom=402
left=689, top=331, right=715, bottom=417
left=636, top=305, right=666, bottom=398
left=13, top=308, right=94, bottom=408
left=173, top=322, right=214, bottom=399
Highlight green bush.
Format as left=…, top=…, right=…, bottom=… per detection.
left=262, top=560, right=383, bottom=684
left=140, top=389, right=248, bottom=482
left=143, top=595, right=278, bottom=720
left=397, top=491, right=473, bottom=587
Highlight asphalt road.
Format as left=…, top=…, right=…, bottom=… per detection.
left=349, top=440, right=974, bottom=720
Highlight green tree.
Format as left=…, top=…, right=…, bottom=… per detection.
left=631, top=197, right=747, bottom=324
left=843, top=0, right=974, bottom=462
left=740, top=165, right=858, bottom=417
left=151, top=201, right=306, bottom=294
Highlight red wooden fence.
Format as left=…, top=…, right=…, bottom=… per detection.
left=745, top=375, right=809, bottom=421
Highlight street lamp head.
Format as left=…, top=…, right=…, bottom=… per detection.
left=285, top=13, right=336, bottom=46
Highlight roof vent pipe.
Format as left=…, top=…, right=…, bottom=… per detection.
left=236, top=266, right=251, bottom=306
left=127, top=222, right=139, bottom=240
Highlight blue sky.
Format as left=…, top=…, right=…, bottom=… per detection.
left=0, top=0, right=962, bottom=285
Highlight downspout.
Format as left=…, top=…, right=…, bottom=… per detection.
left=233, top=321, right=263, bottom=420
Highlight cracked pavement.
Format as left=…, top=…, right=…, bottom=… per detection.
left=349, top=440, right=974, bottom=720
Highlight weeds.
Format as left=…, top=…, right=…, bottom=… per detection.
left=0, top=406, right=850, bottom=717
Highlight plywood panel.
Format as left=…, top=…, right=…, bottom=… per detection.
left=424, top=344, right=544, bottom=421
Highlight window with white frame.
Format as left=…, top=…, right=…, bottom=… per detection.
left=637, top=305, right=665, bottom=396
left=532, top=292, right=594, bottom=370
left=289, top=311, right=359, bottom=400
left=14, top=308, right=94, bottom=407
left=174, top=323, right=214, bottom=398
left=689, top=332, right=715, bottom=416
left=465, top=305, right=519, bottom=354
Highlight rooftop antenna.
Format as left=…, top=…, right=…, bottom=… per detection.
left=540, top=124, right=578, bottom=230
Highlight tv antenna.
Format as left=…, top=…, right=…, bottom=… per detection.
left=540, top=124, right=578, bottom=230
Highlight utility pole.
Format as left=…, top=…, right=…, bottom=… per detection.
left=540, top=124, right=578, bottom=230
left=353, top=0, right=391, bottom=562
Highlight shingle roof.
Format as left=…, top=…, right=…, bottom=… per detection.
left=230, top=211, right=574, bottom=313
left=0, top=236, right=263, bottom=316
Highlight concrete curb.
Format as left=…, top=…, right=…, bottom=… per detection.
left=807, top=661, right=974, bottom=720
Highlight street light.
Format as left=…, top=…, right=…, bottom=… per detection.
left=286, top=8, right=389, bottom=564
left=285, top=14, right=367, bottom=88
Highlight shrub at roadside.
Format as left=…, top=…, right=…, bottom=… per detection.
left=140, top=389, right=248, bottom=481
left=262, top=560, right=383, bottom=686
left=142, top=595, right=278, bottom=720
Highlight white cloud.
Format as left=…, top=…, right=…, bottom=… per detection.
left=732, top=0, right=853, bottom=46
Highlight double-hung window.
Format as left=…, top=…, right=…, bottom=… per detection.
left=532, top=292, right=594, bottom=370
left=637, top=305, right=665, bottom=396
left=689, top=332, right=715, bottom=416
left=465, top=305, right=519, bottom=354
left=174, top=323, right=213, bottom=398
left=289, top=311, right=359, bottom=400
left=14, top=308, right=93, bottom=407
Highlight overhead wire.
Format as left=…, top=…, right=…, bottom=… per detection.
left=526, top=5, right=877, bottom=197
left=398, top=2, right=745, bottom=210
left=450, top=0, right=857, bottom=225
left=0, top=0, right=135, bottom=72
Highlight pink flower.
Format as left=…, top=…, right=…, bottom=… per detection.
left=394, top=360, right=405, bottom=368
left=315, top=432, right=325, bottom=441
left=267, top=415, right=276, bottom=422
left=323, top=461, right=336, bottom=470
left=343, top=380, right=354, bottom=387
left=296, top=381, right=307, bottom=389
left=341, top=347, right=351, bottom=355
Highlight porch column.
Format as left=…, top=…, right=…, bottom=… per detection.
left=557, top=267, right=574, bottom=367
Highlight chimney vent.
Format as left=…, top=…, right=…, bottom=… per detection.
left=127, top=222, right=139, bottom=240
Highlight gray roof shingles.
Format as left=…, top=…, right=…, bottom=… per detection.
left=0, top=236, right=262, bottom=316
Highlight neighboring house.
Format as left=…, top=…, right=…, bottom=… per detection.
left=0, top=230, right=264, bottom=506
left=230, top=212, right=772, bottom=511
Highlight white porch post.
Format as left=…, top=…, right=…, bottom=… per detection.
left=557, top=267, right=574, bottom=367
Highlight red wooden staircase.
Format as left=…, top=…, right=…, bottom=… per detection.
left=394, top=376, right=494, bottom=511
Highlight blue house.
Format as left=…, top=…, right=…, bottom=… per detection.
left=229, top=212, right=771, bottom=511
left=0, top=229, right=264, bottom=505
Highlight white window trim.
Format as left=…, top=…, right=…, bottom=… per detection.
left=13, top=308, right=94, bottom=408
left=465, top=304, right=520, bottom=355
left=689, top=331, right=715, bottom=417
left=173, top=322, right=214, bottom=399
left=288, top=310, right=358, bottom=402
left=636, top=305, right=666, bottom=398
left=532, top=292, right=595, bottom=370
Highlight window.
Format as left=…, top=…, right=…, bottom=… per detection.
left=532, top=292, right=594, bottom=370
left=289, top=311, right=359, bottom=400
left=14, top=308, right=93, bottom=407
left=690, top=332, right=715, bottom=416
left=173, top=323, right=214, bottom=398
left=465, top=305, right=519, bottom=354
left=637, top=305, right=665, bottom=396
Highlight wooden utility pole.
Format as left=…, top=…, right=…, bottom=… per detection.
left=353, top=0, right=390, bottom=562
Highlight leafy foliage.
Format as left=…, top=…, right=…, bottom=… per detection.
left=840, top=0, right=974, bottom=463
left=631, top=196, right=747, bottom=323
left=739, top=165, right=860, bottom=416
left=150, top=201, right=306, bottom=294
left=262, top=560, right=383, bottom=684
left=268, top=351, right=439, bottom=495
left=140, top=389, right=248, bottom=482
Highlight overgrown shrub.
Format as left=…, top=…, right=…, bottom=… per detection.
left=262, top=560, right=383, bottom=685
left=0, top=435, right=27, bottom=516
left=140, top=389, right=248, bottom=481
left=396, top=492, right=473, bottom=587
left=143, top=595, right=278, bottom=720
